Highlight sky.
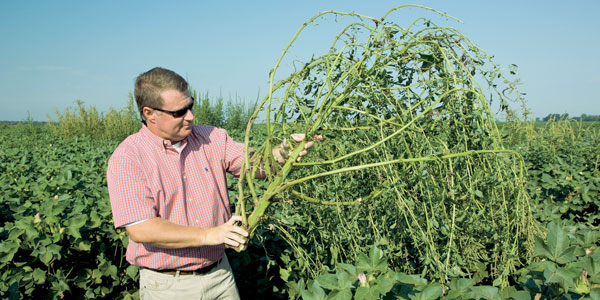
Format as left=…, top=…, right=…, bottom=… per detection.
left=1, top=0, right=598, bottom=122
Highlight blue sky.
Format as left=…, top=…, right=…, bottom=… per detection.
left=1, top=1, right=598, bottom=121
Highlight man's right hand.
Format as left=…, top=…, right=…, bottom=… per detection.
left=204, top=216, right=249, bottom=248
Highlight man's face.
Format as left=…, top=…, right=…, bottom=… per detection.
left=145, top=89, right=194, bottom=143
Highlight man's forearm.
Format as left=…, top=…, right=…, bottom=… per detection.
left=125, top=217, right=208, bottom=248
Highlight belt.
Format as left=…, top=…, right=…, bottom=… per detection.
left=151, top=258, right=221, bottom=276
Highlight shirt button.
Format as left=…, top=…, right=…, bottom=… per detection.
left=183, top=175, right=187, bottom=180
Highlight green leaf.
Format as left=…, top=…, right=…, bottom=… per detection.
left=39, top=249, right=53, bottom=265
left=47, top=244, right=62, bottom=259
left=499, top=286, right=525, bottom=299
left=32, top=268, right=46, bottom=284
left=325, top=289, right=352, bottom=300
left=543, top=265, right=575, bottom=289
left=0, top=241, right=20, bottom=263
left=413, top=284, right=442, bottom=300
left=7, top=228, right=24, bottom=240
left=449, top=278, right=476, bottom=292
left=67, top=225, right=82, bottom=239
left=337, top=263, right=357, bottom=277
left=88, top=210, right=102, bottom=228
left=69, top=213, right=88, bottom=228
left=467, top=286, right=501, bottom=300
left=527, top=260, right=556, bottom=272
left=78, top=241, right=91, bottom=251
left=590, top=288, right=600, bottom=300
left=357, top=245, right=387, bottom=272
left=126, top=265, right=138, bottom=279
left=395, top=273, right=427, bottom=286
left=534, top=236, right=553, bottom=258
left=373, top=277, right=395, bottom=294
left=336, top=271, right=356, bottom=290
left=91, top=268, right=103, bottom=284
left=355, top=287, right=380, bottom=300
left=317, top=274, right=341, bottom=290
left=535, top=223, right=576, bottom=264
left=492, top=276, right=503, bottom=287
left=280, top=268, right=290, bottom=282
left=509, top=291, right=532, bottom=300
left=301, top=280, right=326, bottom=300
left=107, top=264, right=118, bottom=278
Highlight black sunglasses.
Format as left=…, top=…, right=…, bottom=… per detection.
left=149, top=98, right=194, bottom=118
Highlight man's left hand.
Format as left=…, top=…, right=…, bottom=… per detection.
left=273, top=134, right=323, bottom=164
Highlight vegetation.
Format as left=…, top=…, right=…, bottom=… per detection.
left=1, top=5, right=599, bottom=300
left=46, top=90, right=255, bottom=140
left=1, top=119, right=598, bottom=299
left=234, top=4, right=534, bottom=287
left=538, top=114, right=600, bottom=122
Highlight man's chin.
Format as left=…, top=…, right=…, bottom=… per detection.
left=179, top=126, right=192, bottom=138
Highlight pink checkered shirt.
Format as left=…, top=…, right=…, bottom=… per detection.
left=107, top=124, right=245, bottom=270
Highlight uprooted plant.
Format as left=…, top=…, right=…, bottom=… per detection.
left=233, top=5, right=538, bottom=284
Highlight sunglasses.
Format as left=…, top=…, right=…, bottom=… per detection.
left=149, top=98, right=195, bottom=118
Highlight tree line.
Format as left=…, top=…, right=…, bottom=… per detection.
left=536, top=113, right=600, bottom=122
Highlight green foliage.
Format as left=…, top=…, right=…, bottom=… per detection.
left=1, top=87, right=599, bottom=300
left=291, top=233, right=600, bottom=300
left=0, top=127, right=138, bottom=299
left=47, top=94, right=141, bottom=141
left=192, top=90, right=225, bottom=128
left=235, top=5, right=536, bottom=287
left=48, top=90, right=255, bottom=141
left=512, top=120, right=600, bottom=225
left=542, top=113, right=570, bottom=122
left=572, top=115, right=600, bottom=122
left=517, top=222, right=600, bottom=298
left=535, top=113, right=600, bottom=122
left=3, top=6, right=599, bottom=300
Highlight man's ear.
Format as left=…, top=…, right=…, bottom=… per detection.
left=142, top=107, right=156, bottom=124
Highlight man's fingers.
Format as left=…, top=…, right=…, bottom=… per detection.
left=275, top=133, right=321, bottom=164
left=232, top=226, right=249, bottom=237
left=229, top=232, right=247, bottom=244
left=227, top=215, right=243, bottom=225
left=224, top=232, right=248, bottom=247
left=225, top=216, right=248, bottom=237
left=224, top=239, right=241, bottom=248
left=283, top=134, right=320, bottom=150
left=290, top=133, right=305, bottom=142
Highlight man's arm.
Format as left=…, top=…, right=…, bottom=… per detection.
left=126, top=216, right=248, bottom=249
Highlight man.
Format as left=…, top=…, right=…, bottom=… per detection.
left=107, top=67, right=317, bottom=299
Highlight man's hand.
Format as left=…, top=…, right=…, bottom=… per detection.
left=205, top=216, right=248, bottom=248
left=272, top=133, right=323, bottom=164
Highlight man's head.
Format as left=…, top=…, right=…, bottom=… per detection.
left=134, top=67, right=189, bottom=118
left=135, top=67, right=195, bottom=142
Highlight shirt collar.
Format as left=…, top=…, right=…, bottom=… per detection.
left=140, top=124, right=188, bottom=151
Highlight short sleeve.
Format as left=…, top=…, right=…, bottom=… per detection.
left=106, top=152, right=157, bottom=228
left=222, top=130, right=245, bottom=177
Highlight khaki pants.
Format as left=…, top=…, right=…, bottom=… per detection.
left=139, top=254, right=240, bottom=300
